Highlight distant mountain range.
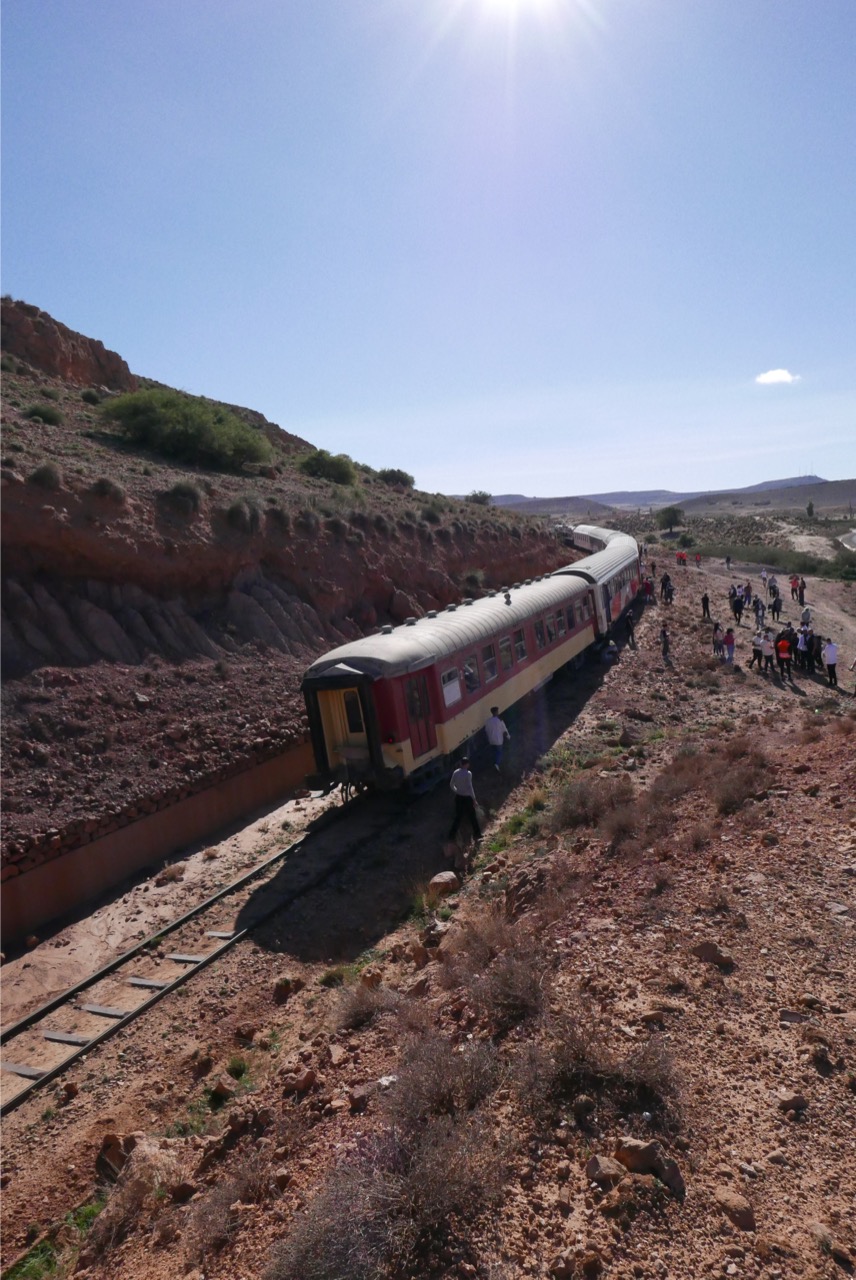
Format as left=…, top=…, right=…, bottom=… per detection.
left=493, top=476, right=827, bottom=511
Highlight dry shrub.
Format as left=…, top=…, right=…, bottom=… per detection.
left=721, top=734, right=754, bottom=762
left=550, top=774, right=633, bottom=831
left=185, top=1150, right=278, bottom=1262
left=688, top=824, right=710, bottom=851
left=599, top=802, right=638, bottom=849
left=386, top=1033, right=501, bottom=1129
left=335, top=981, right=401, bottom=1031
left=439, top=906, right=516, bottom=987
left=82, top=1177, right=149, bottom=1257
left=472, top=945, right=546, bottom=1034
left=403, top=1113, right=506, bottom=1228
left=265, top=1119, right=505, bottom=1280
left=185, top=1179, right=244, bottom=1261
left=518, top=999, right=681, bottom=1133
left=712, top=767, right=764, bottom=816
left=265, top=1157, right=415, bottom=1280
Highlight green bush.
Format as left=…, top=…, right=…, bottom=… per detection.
left=27, top=462, right=63, bottom=490
left=226, top=497, right=262, bottom=534
left=89, top=476, right=125, bottom=503
left=377, top=467, right=414, bottom=488
left=102, top=389, right=272, bottom=471
left=81, top=388, right=101, bottom=405
left=24, top=403, right=63, bottom=425
left=160, top=480, right=202, bottom=516
left=467, top=490, right=492, bottom=506
left=298, top=449, right=357, bottom=485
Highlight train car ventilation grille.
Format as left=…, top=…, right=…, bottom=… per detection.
left=426, top=610, right=438, bottom=618
left=405, top=617, right=417, bottom=626
left=381, top=624, right=394, bottom=634
left=463, top=598, right=474, bottom=606
left=445, top=604, right=457, bottom=612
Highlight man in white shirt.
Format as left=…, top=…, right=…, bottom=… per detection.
left=822, top=639, right=838, bottom=687
left=448, top=758, right=481, bottom=842
left=484, top=707, right=511, bottom=771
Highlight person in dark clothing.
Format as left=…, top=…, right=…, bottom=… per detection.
left=733, top=596, right=744, bottom=626
left=771, top=593, right=782, bottom=622
left=625, top=612, right=636, bottom=647
left=660, top=625, right=670, bottom=659
left=448, top=759, right=481, bottom=842
left=798, top=578, right=807, bottom=606
left=701, top=592, right=711, bottom=620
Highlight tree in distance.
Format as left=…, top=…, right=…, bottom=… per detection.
left=103, top=389, right=272, bottom=472
left=806, top=499, right=815, bottom=519
left=467, top=490, right=492, bottom=506
left=655, top=505, right=685, bottom=533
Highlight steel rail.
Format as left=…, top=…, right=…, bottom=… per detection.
left=0, top=797, right=374, bottom=1116
left=0, top=835, right=311, bottom=1116
left=1, top=836, right=305, bottom=1045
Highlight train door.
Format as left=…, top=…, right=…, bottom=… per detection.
left=405, top=674, right=436, bottom=759
left=317, top=687, right=369, bottom=763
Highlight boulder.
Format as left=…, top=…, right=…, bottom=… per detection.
left=691, top=939, right=735, bottom=969
left=585, top=1155, right=626, bottom=1185
left=428, top=871, right=460, bottom=897
left=713, top=1186, right=756, bottom=1231
left=613, top=1137, right=685, bottom=1197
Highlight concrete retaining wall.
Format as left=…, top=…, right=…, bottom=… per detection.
left=1, top=742, right=315, bottom=943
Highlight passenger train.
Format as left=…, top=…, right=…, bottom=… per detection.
left=301, top=525, right=640, bottom=793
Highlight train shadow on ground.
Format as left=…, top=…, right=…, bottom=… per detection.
left=235, top=652, right=615, bottom=966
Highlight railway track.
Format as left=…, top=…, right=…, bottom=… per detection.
left=0, top=797, right=389, bottom=1116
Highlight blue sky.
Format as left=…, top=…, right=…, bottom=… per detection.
left=3, top=0, right=854, bottom=496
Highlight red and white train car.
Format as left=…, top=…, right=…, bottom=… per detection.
left=301, top=525, right=639, bottom=792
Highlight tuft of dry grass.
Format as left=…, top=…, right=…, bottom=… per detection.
left=334, top=981, right=401, bottom=1031
left=549, top=774, right=634, bottom=832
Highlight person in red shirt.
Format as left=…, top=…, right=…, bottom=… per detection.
left=776, top=634, right=792, bottom=679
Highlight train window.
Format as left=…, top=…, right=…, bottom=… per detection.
left=406, top=681, right=425, bottom=720
left=567, top=605, right=576, bottom=630
left=344, top=690, right=364, bottom=734
left=514, top=629, right=527, bottom=662
left=441, top=667, right=462, bottom=707
left=556, top=612, right=566, bottom=637
left=499, top=636, right=513, bottom=672
left=462, top=655, right=480, bottom=693
left=482, top=643, right=498, bottom=681
left=546, top=614, right=557, bottom=643
left=534, top=620, right=546, bottom=650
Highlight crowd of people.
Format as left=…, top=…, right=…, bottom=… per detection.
left=706, top=565, right=851, bottom=692
left=638, top=548, right=852, bottom=693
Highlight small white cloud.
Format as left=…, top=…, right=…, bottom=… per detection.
left=755, top=368, right=801, bottom=385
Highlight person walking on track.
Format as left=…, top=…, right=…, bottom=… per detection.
left=484, top=708, right=511, bottom=771
left=448, top=758, right=481, bottom=842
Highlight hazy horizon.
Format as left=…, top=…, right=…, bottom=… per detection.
left=3, top=1, right=854, bottom=494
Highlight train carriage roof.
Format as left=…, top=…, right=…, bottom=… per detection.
left=302, top=574, right=592, bottom=684
left=571, top=524, right=635, bottom=548
left=555, top=535, right=639, bottom=586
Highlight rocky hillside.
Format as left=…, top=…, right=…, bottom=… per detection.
left=1, top=299, right=569, bottom=866
left=2, top=557, right=854, bottom=1279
